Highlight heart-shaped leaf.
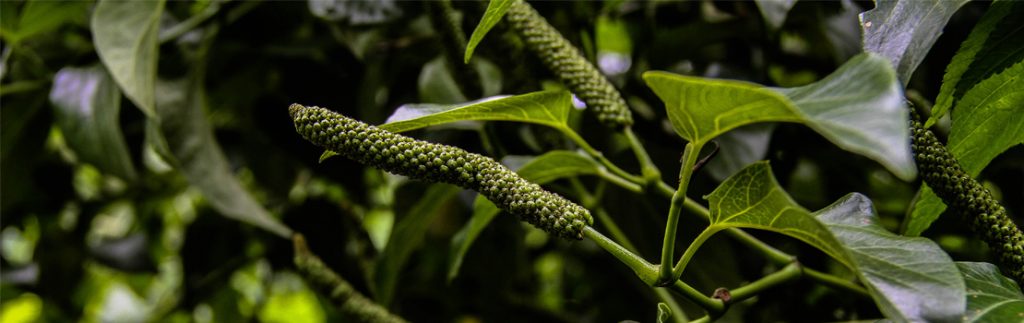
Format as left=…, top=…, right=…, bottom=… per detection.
left=705, top=162, right=965, bottom=321
left=92, top=0, right=164, bottom=118
left=447, top=150, right=601, bottom=281
left=49, top=65, right=137, bottom=182
left=958, top=262, right=1024, bottom=322
left=860, top=0, right=970, bottom=85
left=645, top=53, right=914, bottom=180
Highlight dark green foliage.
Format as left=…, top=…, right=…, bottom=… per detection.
left=504, top=0, right=633, bottom=128
left=910, top=109, right=1024, bottom=284
left=427, top=0, right=482, bottom=99
left=293, top=235, right=407, bottom=323
left=289, top=104, right=592, bottom=240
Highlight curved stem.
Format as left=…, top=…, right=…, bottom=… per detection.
left=561, top=128, right=644, bottom=184
left=672, top=227, right=718, bottom=278
left=803, top=268, right=870, bottom=298
left=671, top=280, right=725, bottom=314
left=159, top=0, right=226, bottom=44
left=583, top=227, right=659, bottom=285
left=623, top=127, right=661, bottom=183
left=728, top=262, right=802, bottom=303
left=658, top=142, right=701, bottom=285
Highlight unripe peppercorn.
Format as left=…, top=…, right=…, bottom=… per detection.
left=909, top=108, right=1024, bottom=284
left=504, top=0, right=633, bottom=128
left=289, top=104, right=592, bottom=240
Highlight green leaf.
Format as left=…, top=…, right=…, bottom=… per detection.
left=48, top=65, right=137, bottom=182
left=447, top=151, right=602, bottom=281
left=773, top=53, right=914, bottom=181
left=905, top=60, right=1024, bottom=236
left=380, top=90, right=572, bottom=133
left=375, top=185, right=460, bottom=306
left=5, top=0, right=88, bottom=44
left=860, top=0, right=970, bottom=85
left=958, top=262, right=1024, bottom=322
left=754, top=0, right=796, bottom=30
left=705, top=162, right=849, bottom=268
left=92, top=0, right=164, bottom=118
left=464, top=0, right=514, bottom=64
left=645, top=53, right=915, bottom=180
left=705, top=124, right=774, bottom=182
left=154, top=76, right=292, bottom=238
left=928, top=0, right=1024, bottom=127
left=418, top=56, right=468, bottom=104
left=706, top=163, right=965, bottom=321
left=816, top=193, right=965, bottom=322
left=860, top=0, right=970, bottom=84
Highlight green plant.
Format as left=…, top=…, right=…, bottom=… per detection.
left=4, top=0, right=1023, bottom=322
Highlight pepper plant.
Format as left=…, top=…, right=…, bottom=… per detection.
left=2, top=0, right=1022, bottom=322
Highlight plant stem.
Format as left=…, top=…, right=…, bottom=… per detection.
left=658, top=142, right=701, bottom=285
left=593, top=208, right=639, bottom=252
left=623, top=127, right=662, bottom=183
left=728, top=262, right=802, bottom=303
left=671, top=280, right=725, bottom=314
left=562, top=128, right=644, bottom=184
left=672, top=227, right=718, bottom=278
left=803, top=267, right=870, bottom=297
left=159, top=0, right=226, bottom=44
left=583, top=227, right=659, bottom=285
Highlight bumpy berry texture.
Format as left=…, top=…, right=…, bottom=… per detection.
left=504, top=0, right=633, bottom=128
left=290, top=104, right=592, bottom=240
left=910, top=109, right=1024, bottom=284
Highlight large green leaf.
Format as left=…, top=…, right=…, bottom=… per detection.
left=48, top=65, right=137, bottom=182
left=464, top=0, right=514, bottom=63
left=859, top=0, right=970, bottom=85
left=154, top=76, right=292, bottom=238
left=816, top=193, right=965, bottom=322
left=928, top=0, right=1024, bottom=127
left=705, top=162, right=965, bottom=321
left=644, top=53, right=914, bottom=180
left=375, top=185, right=460, bottom=306
left=380, top=90, right=572, bottom=133
left=957, top=262, right=1024, bottom=322
left=92, top=0, right=164, bottom=118
left=447, top=151, right=601, bottom=281
left=905, top=60, right=1024, bottom=236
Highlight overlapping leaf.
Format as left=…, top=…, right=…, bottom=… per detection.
left=92, top=0, right=164, bottom=118
left=958, top=262, right=1024, bottom=322
left=706, top=162, right=964, bottom=321
left=645, top=53, right=914, bottom=180
left=465, top=0, right=514, bottom=63
left=860, top=0, right=970, bottom=85
left=381, top=90, right=572, bottom=133
left=49, top=65, right=137, bottom=182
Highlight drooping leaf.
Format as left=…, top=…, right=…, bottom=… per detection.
left=465, top=0, right=515, bottom=63
left=92, top=0, right=164, bottom=118
left=705, top=163, right=965, bottom=321
left=645, top=53, right=914, bottom=180
left=928, top=0, right=1024, bottom=127
left=957, top=262, right=1024, bottom=322
left=154, top=76, right=292, bottom=238
left=859, top=0, right=970, bottom=85
left=816, top=193, right=965, bottom=322
left=773, top=53, right=914, bottom=181
left=447, top=151, right=602, bottom=281
left=380, top=90, right=572, bottom=133
left=48, top=65, right=137, bottom=182
left=375, top=185, right=460, bottom=306
left=754, top=0, right=796, bottom=30
left=905, top=60, right=1024, bottom=236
